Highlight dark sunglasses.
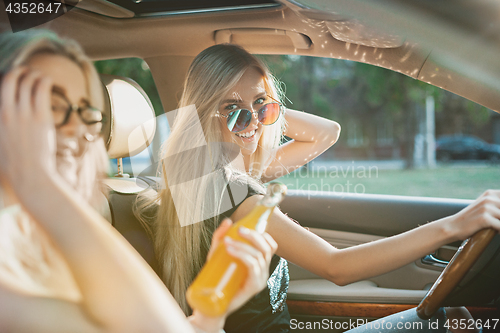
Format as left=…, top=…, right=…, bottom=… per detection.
left=217, top=96, right=284, bottom=133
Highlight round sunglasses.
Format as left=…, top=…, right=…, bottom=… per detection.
left=51, top=91, right=104, bottom=128
left=51, top=87, right=105, bottom=142
left=217, top=101, right=284, bottom=133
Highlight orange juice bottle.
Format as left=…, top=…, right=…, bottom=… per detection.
left=186, top=182, right=287, bottom=317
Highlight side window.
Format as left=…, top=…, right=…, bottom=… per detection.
left=94, top=58, right=166, bottom=176
left=260, top=55, right=500, bottom=199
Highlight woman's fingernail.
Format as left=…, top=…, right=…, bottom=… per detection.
left=224, top=236, right=233, bottom=244
left=239, top=227, right=250, bottom=234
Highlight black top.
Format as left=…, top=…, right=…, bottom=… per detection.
left=203, top=181, right=291, bottom=333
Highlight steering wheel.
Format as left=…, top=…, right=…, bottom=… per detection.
left=416, top=228, right=497, bottom=320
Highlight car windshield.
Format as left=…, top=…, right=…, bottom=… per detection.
left=261, top=55, right=500, bottom=200
left=96, top=54, right=500, bottom=201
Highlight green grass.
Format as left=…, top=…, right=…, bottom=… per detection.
left=277, top=165, right=500, bottom=200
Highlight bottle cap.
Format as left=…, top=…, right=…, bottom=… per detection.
left=267, top=182, right=287, bottom=197
left=262, top=182, right=287, bottom=207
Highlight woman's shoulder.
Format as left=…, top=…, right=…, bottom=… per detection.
left=209, top=175, right=265, bottom=225
left=225, top=171, right=265, bottom=197
left=247, top=181, right=266, bottom=197
left=227, top=176, right=264, bottom=204
left=229, top=192, right=263, bottom=222
left=0, top=204, right=34, bottom=238
left=0, top=205, right=81, bottom=301
left=0, top=204, right=23, bottom=221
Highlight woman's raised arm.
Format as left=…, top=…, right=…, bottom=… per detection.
left=0, top=67, right=195, bottom=333
left=262, top=109, right=340, bottom=182
left=231, top=191, right=500, bottom=287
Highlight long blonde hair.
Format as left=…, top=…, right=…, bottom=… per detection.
left=0, top=30, right=109, bottom=295
left=138, top=44, right=286, bottom=313
left=0, top=29, right=108, bottom=204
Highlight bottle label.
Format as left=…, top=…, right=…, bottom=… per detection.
left=214, top=262, right=238, bottom=297
left=255, top=210, right=271, bottom=233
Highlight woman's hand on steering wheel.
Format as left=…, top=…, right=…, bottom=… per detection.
left=446, top=190, right=500, bottom=241
left=417, top=189, right=500, bottom=320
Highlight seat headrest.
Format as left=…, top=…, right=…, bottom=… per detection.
left=100, top=74, right=156, bottom=159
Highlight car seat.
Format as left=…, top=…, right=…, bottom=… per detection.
left=100, top=74, right=161, bottom=275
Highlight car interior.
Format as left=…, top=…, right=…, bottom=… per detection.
left=1, top=1, right=499, bottom=332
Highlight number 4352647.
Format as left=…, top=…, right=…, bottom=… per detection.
left=5, top=2, right=62, bottom=14
left=444, top=318, right=498, bottom=330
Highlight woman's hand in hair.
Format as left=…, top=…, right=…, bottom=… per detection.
left=262, top=109, right=341, bottom=182
left=0, top=67, right=56, bottom=196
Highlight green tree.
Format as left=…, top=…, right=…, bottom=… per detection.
left=261, top=55, right=493, bottom=167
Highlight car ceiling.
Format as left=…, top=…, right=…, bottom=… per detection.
left=0, top=0, right=499, bottom=113
left=102, top=0, right=280, bottom=17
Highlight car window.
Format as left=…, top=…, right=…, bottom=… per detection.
left=95, top=55, right=499, bottom=199
left=259, top=55, right=500, bottom=200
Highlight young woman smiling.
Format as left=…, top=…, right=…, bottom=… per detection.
left=143, top=43, right=499, bottom=333
left=0, top=30, right=276, bottom=333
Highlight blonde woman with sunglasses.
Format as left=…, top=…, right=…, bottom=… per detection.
left=141, top=43, right=499, bottom=333
left=0, top=30, right=277, bottom=333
